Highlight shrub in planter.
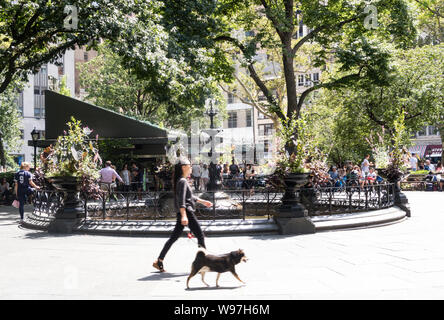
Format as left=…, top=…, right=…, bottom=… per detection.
left=40, top=117, right=102, bottom=198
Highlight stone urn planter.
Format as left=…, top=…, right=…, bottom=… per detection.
left=47, top=176, right=84, bottom=233
left=281, top=172, right=310, bottom=203
left=383, top=169, right=410, bottom=217
left=275, top=172, right=315, bottom=235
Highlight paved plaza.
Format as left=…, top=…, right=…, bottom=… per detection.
left=0, top=191, right=443, bottom=300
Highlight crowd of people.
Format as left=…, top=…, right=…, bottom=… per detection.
left=324, top=155, right=384, bottom=189
left=190, top=159, right=257, bottom=192
left=98, top=161, right=145, bottom=193
left=3, top=153, right=443, bottom=225
left=410, top=154, right=444, bottom=190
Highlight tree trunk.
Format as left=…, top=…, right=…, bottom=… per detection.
left=282, top=43, right=298, bottom=120
left=439, top=126, right=444, bottom=165
left=282, top=39, right=298, bottom=156
left=439, top=124, right=444, bottom=164
left=0, top=136, right=6, bottom=169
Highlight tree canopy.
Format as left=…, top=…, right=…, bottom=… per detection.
left=78, top=45, right=225, bottom=131
left=214, top=0, right=416, bottom=157
left=307, top=44, right=444, bottom=165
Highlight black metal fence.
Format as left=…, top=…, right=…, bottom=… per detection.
left=32, top=183, right=395, bottom=221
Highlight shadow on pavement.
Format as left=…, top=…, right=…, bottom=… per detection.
left=138, top=272, right=189, bottom=281
left=20, top=230, right=77, bottom=239
left=185, top=285, right=242, bottom=291
left=247, top=234, right=298, bottom=240
left=0, top=212, right=20, bottom=221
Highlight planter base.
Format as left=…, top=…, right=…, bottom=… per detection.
left=274, top=217, right=315, bottom=235
left=48, top=205, right=84, bottom=234
left=275, top=202, right=314, bottom=235
left=278, top=202, right=307, bottom=218
left=48, top=218, right=82, bottom=234
left=395, top=191, right=411, bottom=217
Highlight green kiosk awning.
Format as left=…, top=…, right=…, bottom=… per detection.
left=28, top=90, right=170, bottom=158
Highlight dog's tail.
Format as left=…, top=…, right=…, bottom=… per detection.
left=195, top=248, right=207, bottom=259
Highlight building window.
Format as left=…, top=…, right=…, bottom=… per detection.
left=228, top=111, right=237, bottom=128
left=246, top=110, right=252, bottom=127
left=34, top=65, right=47, bottom=118
left=227, top=92, right=235, bottom=104
left=305, top=74, right=311, bottom=86
left=259, top=124, right=273, bottom=136
left=264, top=140, right=270, bottom=153
left=298, top=75, right=304, bottom=86
left=299, top=19, right=304, bottom=38
left=258, top=95, right=267, bottom=102
left=417, top=126, right=427, bottom=136
left=84, top=52, right=88, bottom=61
left=312, top=72, right=319, bottom=84
left=57, top=54, right=65, bottom=75
left=428, top=125, right=439, bottom=136
left=17, top=91, right=24, bottom=116
left=258, top=112, right=268, bottom=120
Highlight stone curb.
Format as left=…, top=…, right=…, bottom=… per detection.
left=21, top=205, right=407, bottom=236
left=311, top=206, right=407, bottom=232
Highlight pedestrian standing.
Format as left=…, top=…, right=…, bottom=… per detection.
left=191, top=162, right=201, bottom=191
left=121, top=164, right=131, bottom=192
left=152, top=157, right=212, bottom=272
left=99, top=161, right=124, bottom=192
left=200, top=164, right=209, bottom=191
left=0, top=178, right=10, bottom=203
left=409, top=153, right=418, bottom=171
left=361, top=155, right=372, bottom=177
left=13, top=162, right=40, bottom=222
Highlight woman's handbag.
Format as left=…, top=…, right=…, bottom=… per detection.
left=12, top=199, right=20, bottom=208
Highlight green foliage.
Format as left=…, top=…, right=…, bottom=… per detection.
left=0, top=171, right=16, bottom=186
left=308, top=44, right=444, bottom=166
left=410, top=170, right=429, bottom=174
left=0, top=0, right=233, bottom=117
left=78, top=45, right=220, bottom=131
left=0, top=1, right=157, bottom=93
left=275, top=114, right=310, bottom=174
left=0, top=76, right=23, bottom=168
left=409, top=0, right=444, bottom=45
left=41, top=117, right=101, bottom=179
left=105, top=0, right=234, bottom=126
left=215, top=0, right=417, bottom=167
left=391, top=111, right=408, bottom=170
left=97, top=139, right=132, bottom=171
left=58, top=75, right=71, bottom=97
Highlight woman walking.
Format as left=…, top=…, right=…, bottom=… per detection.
left=13, top=162, right=39, bottom=222
left=120, top=164, right=131, bottom=192
left=153, top=157, right=212, bottom=272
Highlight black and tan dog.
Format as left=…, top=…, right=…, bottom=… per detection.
left=186, top=249, right=248, bottom=289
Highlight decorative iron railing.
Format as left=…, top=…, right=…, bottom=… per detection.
left=32, top=182, right=395, bottom=221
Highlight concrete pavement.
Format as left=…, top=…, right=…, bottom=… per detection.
left=0, top=191, right=443, bottom=299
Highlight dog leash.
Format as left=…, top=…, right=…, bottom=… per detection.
left=186, top=231, right=220, bottom=255
left=187, top=231, right=197, bottom=243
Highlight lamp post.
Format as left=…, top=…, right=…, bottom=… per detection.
left=0, top=128, right=4, bottom=171
left=31, top=127, right=40, bottom=171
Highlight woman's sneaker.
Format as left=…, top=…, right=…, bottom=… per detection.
left=153, top=260, right=165, bottom=272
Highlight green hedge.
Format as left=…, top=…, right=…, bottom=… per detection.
left=410, top=170, right=429, bottom=175
left=0, top=171, right=16, bottom=186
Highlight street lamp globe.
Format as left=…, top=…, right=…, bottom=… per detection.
left=31, top=127, right=40, bottom=142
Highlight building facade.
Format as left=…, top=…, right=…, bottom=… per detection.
left=219, top=28, right=322, bottom=164
left=409, top=125, right=442, bottom=163
left=9, top=50, right=76, bottom=167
